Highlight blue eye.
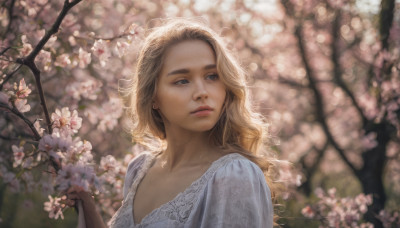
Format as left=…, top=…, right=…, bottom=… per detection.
left=174, top=79, right=189, bottom=85
left=206, top=74, right=219, bottom=80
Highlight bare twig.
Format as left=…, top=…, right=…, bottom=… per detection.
left=0, top=64, right=22, bottom=91
left=73, top=32, right=132, bottom=42
left=0, top=47, right=11, bottom=56
left=0, top=102, right=41, bottom=140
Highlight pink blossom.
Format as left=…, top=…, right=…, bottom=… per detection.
left=100, top=155, right=119, bottom=173
left=51, top=107, right=82, bottom=135
left=35, top=50, right=52, bottom=71
left=34, top=120, right=45, bottom=136
left=15, top=78, right=31, bottom=99
left=20, top=35, right=33, bottom=56
left=14, top=99, right=31, bottom=113
left=91, top=39, right=111, bottom=66
left=63, top=138, right=93, bottom=164
left=38, top=134, right=59, bottom=153
left=301, top=205, right=315, bottom=218
left=114, top=41, right=130, bottom=58
left=78, top=48, right=91, bottom=68
left=65, top=79, right=102, bottom=100
left=128, top=23, right=143, bottom=36
left=12, top=145, right=24, bottom=167
left=22, top=157, right=34, bottom=169
left=378, top=210, right=400, bottom=228
left=54, top=53, right=71, bottom=67
left=44, top=35, right=58, bottom=49
left=44, top=195, right=64, bottom=220
left=355, top=193, right=372, bottom=213
left=55, top=163, right=98, bottom=192
left=84, top=98, right=123, bottom=131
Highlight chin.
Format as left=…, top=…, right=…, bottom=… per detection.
left=194, top=123, right=217, bottom=132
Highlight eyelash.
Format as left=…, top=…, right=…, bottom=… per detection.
left=206, top=73, right=219, bottom=80
left=174, top=74, right=219, bottom=85
left=174, top=79, right=189, bottom=85
left=174, top=73, right=219, bottom=85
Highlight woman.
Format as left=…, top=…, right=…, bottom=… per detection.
left=69, top=18, right=278, bottom=228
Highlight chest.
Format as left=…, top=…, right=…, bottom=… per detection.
left=132, top=165, right=208, bottom=224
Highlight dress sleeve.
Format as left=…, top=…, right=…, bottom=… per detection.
left=122, top=153, right=148, bottom=199
left=199, top=158, right=273, bottom=228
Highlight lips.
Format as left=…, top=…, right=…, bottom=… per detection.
left=191, top=106, right=214, bottom=114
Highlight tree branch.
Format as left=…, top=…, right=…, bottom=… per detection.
left=0, top=46, right=11, bottom=56
left=0, top=64, right=22, bottom=91
left=0, top=102, right=41, bottom=141
left=15, top=0, right=82, bottom=135
left=21, top=0, right=82, bottom=62
left=379, top=0, right=395, bottom=50
left=294, top=24, right=360, bottom=178
left=330, top=10, right=368, bottom=126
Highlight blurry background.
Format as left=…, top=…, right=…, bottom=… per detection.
left=0, top=0, right=399, bottom=227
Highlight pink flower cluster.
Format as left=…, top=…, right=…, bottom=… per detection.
left=84, top=98, right=123, bottom=132
left=51, top=107, right=82, bottom=136
left=43, top=195, right=64, bottom=220
left=377, top=210, right=400, bottom=228
left=301, top=188, right=374, bottom=228
left=14, top=78, right=32, bottom=113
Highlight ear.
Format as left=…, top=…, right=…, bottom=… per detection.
left=152, top=102, right=159, bottom=109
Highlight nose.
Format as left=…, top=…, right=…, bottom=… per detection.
left=192, top=79, right=208, bottom=101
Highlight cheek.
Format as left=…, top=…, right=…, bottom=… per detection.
left=156, top=89, right=186, bottom=113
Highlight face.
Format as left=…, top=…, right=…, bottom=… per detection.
left=154, top=40, right=226, bottom=134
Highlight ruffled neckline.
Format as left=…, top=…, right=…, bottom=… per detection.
left=127, top=152, right=243, bottom=226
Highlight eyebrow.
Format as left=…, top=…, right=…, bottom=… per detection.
left=167, top=64, right=217, bottom=76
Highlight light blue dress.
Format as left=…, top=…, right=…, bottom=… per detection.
left=109, top=152, right=273, bottom=228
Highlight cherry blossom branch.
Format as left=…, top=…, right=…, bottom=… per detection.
left=279, top=0, right=360, bottom=177
left=0, top=46, right=11, bottom=56
left=233, top=24, right=308, bottom=89
left=330, top=10, right=368, bottom=125
left=0, top=64, right=22, bottom=91
left=294, top=25, right=360, bottom=177
left=23, top=0, right=82, bottom=62
left=73, top=32, right=132, bottom=42
left=0, top=102, right=41, bottom=140
left=15, top=0, right=82, bottom=135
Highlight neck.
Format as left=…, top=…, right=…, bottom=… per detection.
left=159, top=128, right=218, bottom=171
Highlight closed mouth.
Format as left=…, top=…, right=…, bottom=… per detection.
left=191, top=106, right=213, bottom=113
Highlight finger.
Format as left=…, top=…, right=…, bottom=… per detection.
left=66, top=193, right=80, bottom=200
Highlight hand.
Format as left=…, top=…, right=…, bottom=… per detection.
left=63, top=186, right=94, bottom=209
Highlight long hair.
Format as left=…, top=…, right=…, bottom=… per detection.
left=119, top=18, right=280, bottom=202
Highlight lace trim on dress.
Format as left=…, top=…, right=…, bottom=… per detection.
left=109, top=153, right=155, bottom=228
left=109, top=152, right=245, bottom=227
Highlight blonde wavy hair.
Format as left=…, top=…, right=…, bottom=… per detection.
left=120, top=18, right=280, bottom=202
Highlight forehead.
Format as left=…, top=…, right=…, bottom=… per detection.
left=161, top=40, right=216, bottom=73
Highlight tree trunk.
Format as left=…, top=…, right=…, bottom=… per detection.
left=360, top=122, right=392, bottom=227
